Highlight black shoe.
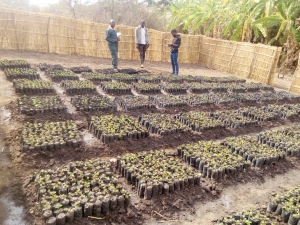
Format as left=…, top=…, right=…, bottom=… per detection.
left=170, top=72, right=175, bottom=75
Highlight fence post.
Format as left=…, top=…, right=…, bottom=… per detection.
left=267, top=47, right=282, bottom=85
left=247, top=44, right=257, bottom=79
left=161, top=33, right=166, bottom=62
left=46, top=16, right=51, bottom=53
left=197, top=35, right=202, bottom=65
left=95, top=23, right=98, bottom=57
left=73, top=19, right=77, bottom=55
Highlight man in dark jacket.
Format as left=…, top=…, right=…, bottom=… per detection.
left=168, top=29, right=181, bottom=76
left=105, top=19, right=120, bottom=72
left=135, top=20, right=150, bottom=68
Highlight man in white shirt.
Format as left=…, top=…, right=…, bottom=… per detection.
left=135, top=20, right=150, bottom=68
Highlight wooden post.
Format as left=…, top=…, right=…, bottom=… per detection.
left=247, top=44, right=257, bottom=79
left=46, top=16, right=51, bottom=53
left=95, top=23, right=98, bottom=57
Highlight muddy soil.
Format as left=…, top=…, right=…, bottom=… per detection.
left=0, top=49, right=298, bottom=225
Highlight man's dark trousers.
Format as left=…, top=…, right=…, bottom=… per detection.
left=138, top=44, right=147, bottom=64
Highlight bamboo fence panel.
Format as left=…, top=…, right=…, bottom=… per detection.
left=249, top=44, right=279, bottom=84
left=0, top=7, right=282, bottom=85
left=48, top=16, right=76, bottom=55
left=95, top=23, right=110, bottom=58
left=0, top=9, right=17, bottom=50
left=290, top=54, right=300, bottom=94
left=75, top=21, right=97, bottom=57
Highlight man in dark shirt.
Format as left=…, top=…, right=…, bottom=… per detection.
left=168, top=29, right=181, bottom=76
left=105, top=19, right=120, bottom=72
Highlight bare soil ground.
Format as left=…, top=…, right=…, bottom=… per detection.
left=0, top=49, right=298, bottom=225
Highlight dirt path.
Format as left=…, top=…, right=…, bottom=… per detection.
left=0, top=49, right=298, bottom=225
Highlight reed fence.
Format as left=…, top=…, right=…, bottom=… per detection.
left=290, top=54, right=300, bottom=94
left=0, top=7, right=282, bottom=84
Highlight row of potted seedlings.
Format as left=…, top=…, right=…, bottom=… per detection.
left=100, top=82, right=131, bottom=94
left=18, top=96, right=67, bottom=115
left=220, top=135, right=286, bottom=168
left=0, top=59, right=30, bottom=69
left=138, top=75, right=161, bottom=84
left=160, top=75, right=184, bottom=83
left=177, top=141, right=249, bottom=180
left=110, top=73, right=138, bottom=83
left=132, top=82, right=161, bottom=94
left=238, top=106, right=281, bottom=121
left=13, top=79, right=54, bottom=95
left=70, top=66, right=92, bottom=73
left=88, top=115, right=149, bottom=143
left=267, top=185, right=300, bottom=225
left=198, top=76, right=246, bottom=83
left=210, top=110, right=258, bottom=128
left=4, top=68, right=40, bottom=80
left=257, top=127, right=300, bottom=156
left=138, top=113, right=190, bottom=135
left=217, top=209, right=274, bottom=225
left=61, top=80, right=96, bottom=95
left=22, top=121, right=82, bottom=151
left=116, top=150, right=201, bottom=199
left=266, top=104, right=300, bottom=118
left=81, top=72, right=112, bottom=84
left=46, top=70, right=79, bottom=82
left=39, top=63, right=64, bottom=71
left=114, top=95, right=156, bottom=111
left=177, top=94, right=214, bottom=106
left=176, top=111, right=225, bottom=132
left=149, top=95, right=187, bottom=108
left=203, top=93, right=237, bottom=104
left=161, top=83, right=188, bottom=94
left=70, top=95, right=116, bottom=112
left=34, top=158, right=130, bottom=225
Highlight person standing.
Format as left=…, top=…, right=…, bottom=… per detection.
left=168, top=29, right=181, bottom=76
left=105, top=19, right=120, bottom=72
left=135, top=20, right=150, bottom=68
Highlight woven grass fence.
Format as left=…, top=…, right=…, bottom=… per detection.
left=0, top=7, right=282, bottom=84
left=290, top=54, right=300, bottom=94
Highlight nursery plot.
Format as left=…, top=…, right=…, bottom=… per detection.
left=111, top=73, right=138, bottom=83
left=210, top=110, right=258, bottom=128
left=220, top=136, right=286, bottom=168
left=257, top=129, right=300, bottom=156
left=267, top=185, right=300, bottom=224
left=177, top=94, right=214, bottom=106
left=177, top=141, right=250, bottom=180
left=230, top=93, right=258, bottom=103
left=4, top=68, right=40, bottom=80
left=100, top=81, right=131, bottom=95
left=46, top=70, right=79, bottom=82
left=161, top=83, right=188, bottom=94
left=246, top=91, right=277, bottom=103
left=88, top=115, right=149, bottom=143
left=61, top=80, right=96, bottom=95
left=116, top=150, right=201, bottom=199
left=241, top=82, right=274, bottom=92
left=266, top=104, right=300, bottom=118
left=22, top=120, right=82, bottom=151
left=132, top=82, right=161, bottom=94
left=0, top=59, right=30, bottom=69
left=70, top=66, right=92, bottom=73
left=71, top=95, right=117, bottom=112
left=177, top=111, right=225, bottom=132
left=204, top=93, right=237, bottom=104
left=160, top=75, right=184, bottom=83
left=198, top=76, right=246, bottom=83
left=33, top=158, right=131, bottom=224
left=217, top=209, right=274, bottom=225
left=82, top=72, right=112, bottom=84
left=13, top=79, right=54, bottom=95
left=149, top=95, right=188, bottom=108
left=277, top=91, right=300, bottom=102
left=114, top=95, right=156, bottom=111
left=238, top=106, right=281, bottom=121
left=138, top=75, right=161, bottom=84
left=138, top=113, right=191, bottom=135
left=18, top=96, right=67, bottom=115
left=39, top=63, right=64, bottom=71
